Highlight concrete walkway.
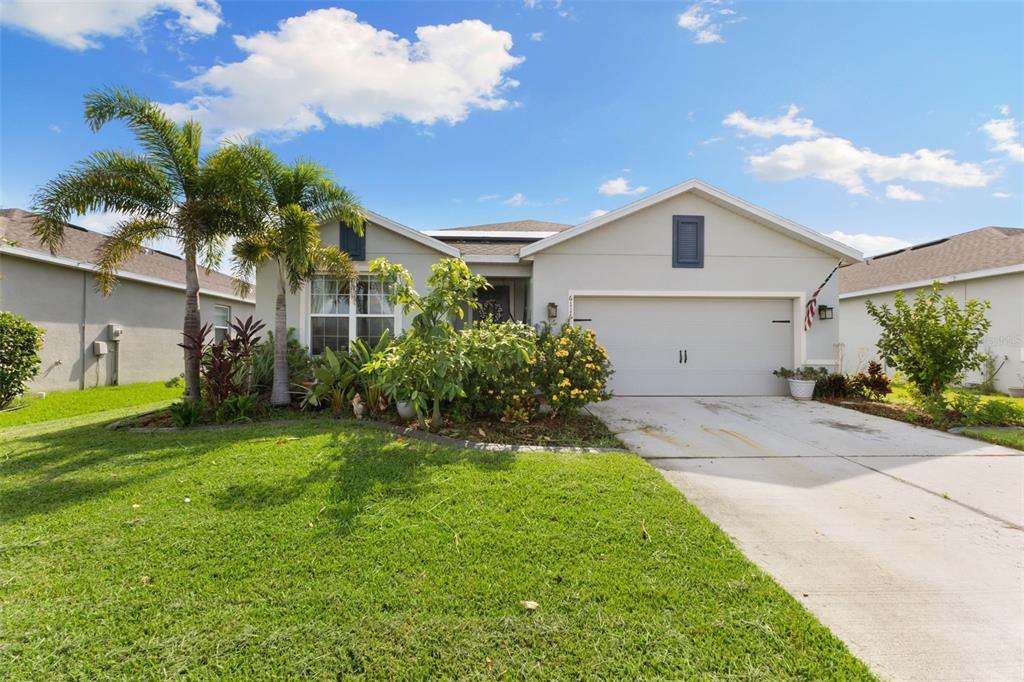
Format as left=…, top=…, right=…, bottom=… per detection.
left=590, top=397, right=1024, bottom=682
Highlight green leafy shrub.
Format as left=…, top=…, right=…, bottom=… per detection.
left=814, top=373, right=853, bottom=400
left=180, top=316, right=265, bottom=410
left=459, top=320, right=536, bottom=423
left=948, top=392, right=1024, bottom=427
left=0, top=311, right=44, bottom=409
left=773, top=366, right=828, bottom=381
left=248, top=329, right=312, bottom=399
left=302, top=347, right=357, bottom=414
left=533, top=324, right=613, bottom=417
left=850, top=360, right=891, bottom=401
left=169, top=400, right=202, bottom=427
left=866, top=283, right=991, bottom=401
left=215, top=393, right=258, bottom=423
left=349, top=332, right=394, bottom=418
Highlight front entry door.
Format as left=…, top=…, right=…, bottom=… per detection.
left=477, top=285, right=512, bottom=322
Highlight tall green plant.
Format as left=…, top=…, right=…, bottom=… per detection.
left=0, top=311, right=44, bottom=408
left=368, top=258, right=490, bottom=430
left=232, top=154, right=363, bottom=406
left=866, top=282, right=991, bottom=401
left=31, top=87, right=270, bottom=402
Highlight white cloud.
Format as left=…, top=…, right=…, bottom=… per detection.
left=504, top=193, right=527, bottom=206
left=884, top=184, right=924, bottom=201
left=744, top=133, right=994, bottom=195
left=698, top=136, right=723, bottom=145
left=586, top=209, right=609, bottom=219
left=0, top=0, right=221, bottom=50
left=827, top=231, right=912, bottom=256
left=478, top=193, right=500, bottom=202
left=161, top=8, right=524, bottom=138
left=992, top=191, right=1013, bottom=198
left=678, top=1, right=743, bottom=44
left=598, top=177, right=648, bottom=196
left=48, top=124, right=61, bottom=134
left=528, top=31, right=544, bottom=41
left=980, top=110, right=1024, bottom=162
left=723, top=104, right=821, bottom=139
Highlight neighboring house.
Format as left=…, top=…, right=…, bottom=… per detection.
left=0, top=208, right=255, bottom=392
left=839, top=227, right=1024, bottom=393
left=255, top=179, right=861, bottom=396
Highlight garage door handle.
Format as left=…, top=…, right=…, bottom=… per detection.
left=684, top=350, right=688, bottom=364
left=679, top=350, right=682, bottom=364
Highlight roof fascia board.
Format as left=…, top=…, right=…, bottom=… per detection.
left=519, top=179, right=863, bottom=262
left=425, top=230, right=557, bottom=240
left=1, top=244, right=254, bottom=304
left=839, top=263, right=1024, bottom=299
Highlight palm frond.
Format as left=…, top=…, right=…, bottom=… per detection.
left=304, top=175, right=364, bottom=234
left=83, top=86, right=196, bottom=195
left=231, top=236, right=275, bottom=297
left=278, top=203, right=321, bottom=292
left=94, top=217, right=173, bottom=294
left=30, top=150, right=175, bottom=253
left=314, top=245, right=358, bottom=288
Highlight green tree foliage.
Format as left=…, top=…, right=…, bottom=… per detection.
left=31, top=86, right=270, bottom=402
left=231, top=154, right=363, bottom=406
left=866, top=283, right=991, bottom=401
left=0, top=311, right=44, bottom=408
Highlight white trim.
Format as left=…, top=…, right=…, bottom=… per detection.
left=0, top=244, right=254, bottom=304
left=568, top=289, right=807, bottom=368
left=461, top=254, right=522, bottom=264
left=519, top=178, right=863, bottom=262
left=839, top=263, right=1024, bottom=299
left=365, top=210, right=460, bottom=257
left=806, top=359, right=839, bottom=366
left=305, top=273, right=403, bottom=354
left=424, top=230, right=556, bottom=240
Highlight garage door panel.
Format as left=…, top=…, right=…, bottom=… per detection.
left=574, top=296, right=793, bottom=396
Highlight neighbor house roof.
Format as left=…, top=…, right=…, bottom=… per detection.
left=519, top=179, right=863, bottom=262
left=0, top=208, right=252, bottom=301
left=839, top=226, right=1024, bottom=297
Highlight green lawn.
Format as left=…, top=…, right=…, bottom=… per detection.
left=961, top=428, right=1024, bottom=451
left=0, top=381, right=182, bottom=429
left=0, top=410, right=873, bottom=679
left=886, top=382, right=1024, bottom=409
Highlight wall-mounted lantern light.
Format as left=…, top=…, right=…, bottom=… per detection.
left=546, top=302, right=558, bottom=320
left=818, top=304, right=834, bottom=321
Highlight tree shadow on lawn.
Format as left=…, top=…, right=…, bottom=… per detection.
left=211, top=426, right=515, bottom=537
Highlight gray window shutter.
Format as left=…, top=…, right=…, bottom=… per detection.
left=672, top=215, right=704, bottom=268
left=339, top=222, right=366, bottom=261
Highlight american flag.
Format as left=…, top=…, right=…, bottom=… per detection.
left=805, top=262, right=841, bottom=331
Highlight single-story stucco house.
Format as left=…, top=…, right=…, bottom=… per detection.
left=254, top=179, right=862, bottom=396
left=839, top=226, right=1024, bottom=394
left=0, top=208, right=255, bottom=392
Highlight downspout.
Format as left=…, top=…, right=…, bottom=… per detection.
left=80, top=271, right=87, bottom=390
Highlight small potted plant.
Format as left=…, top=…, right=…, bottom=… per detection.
left=773, top=366, right=825, bottom=400
left=1009, top=373, right=1024, bottom=399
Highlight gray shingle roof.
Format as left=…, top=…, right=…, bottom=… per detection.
left=0, top=208, right=247, bottom=298
left=444, top=240, right=525, bottom=256
left=839, top=226, right=1024, bottom=295
left=437, top=219, right=571, bottom=233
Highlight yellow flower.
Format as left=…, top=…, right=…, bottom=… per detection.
left=558, top=369, right=564, bottom=374
left=552, top=394, right=559, bottom=401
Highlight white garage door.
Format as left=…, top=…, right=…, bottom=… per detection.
left=573, top=296, right=794, bottom=396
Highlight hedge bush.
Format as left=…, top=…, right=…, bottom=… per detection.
left=0, top=311, right=44, bottom=408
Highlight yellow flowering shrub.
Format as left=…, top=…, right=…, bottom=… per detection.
left=533, top=323, right=613, bottom=416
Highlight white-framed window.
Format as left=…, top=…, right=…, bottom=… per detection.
left=310, top=275, right=396, bottom=355
left=213, top=304, right=231, bottom=343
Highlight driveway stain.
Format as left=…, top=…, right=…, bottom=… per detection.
left=702, top=425, right=765, bottom=451
left=635, top=425, right=692, bottom=449
left=814, top=419, right=882, bottom=436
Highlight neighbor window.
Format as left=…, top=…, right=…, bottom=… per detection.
left=672, top=215, right=705, bottom=268
left=213, top=304, right=231, bottom=343
left=310, top=275, right=395, bottom=354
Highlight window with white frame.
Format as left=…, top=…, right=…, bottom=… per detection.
left=213, top=304, right=231, bottom=343
left=310, top=275, right=395, bottom=354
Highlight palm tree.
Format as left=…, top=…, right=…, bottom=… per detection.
left=31, top=86, right=270, bottom=403
left=232, top=154, right=364, bottom=406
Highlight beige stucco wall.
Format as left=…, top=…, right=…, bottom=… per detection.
left=528, top=192, right=845, bottom=365
left=840, top=272, right=1024, bottom=393
left=1, top=253, right=254, bottom=393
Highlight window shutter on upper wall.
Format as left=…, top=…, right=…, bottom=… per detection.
left=339, top=221, right=366, bottom=261
left=672, top=215, right=704, bottom=268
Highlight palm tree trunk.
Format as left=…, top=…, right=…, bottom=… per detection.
left=270, top=272, right=290, bottom=406
left=183, top=246, right=202, bottom=403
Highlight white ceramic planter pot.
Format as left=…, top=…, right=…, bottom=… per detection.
left=396, top=401, right=415, bottom=419
left=787, top=378, right=817, bottom=400
left=1008, top=387, right=1024, bottom=398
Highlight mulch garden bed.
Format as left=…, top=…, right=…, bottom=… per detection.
left=823, top=398, right=932, bottom=426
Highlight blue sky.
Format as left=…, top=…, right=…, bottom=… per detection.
left=2, top=0, right=1022, bottom=261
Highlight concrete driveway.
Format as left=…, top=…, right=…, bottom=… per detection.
left=589, top=397, right=1024, bottom=682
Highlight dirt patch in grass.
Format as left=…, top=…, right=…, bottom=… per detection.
left=435, top=412, right=626, bottom=449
